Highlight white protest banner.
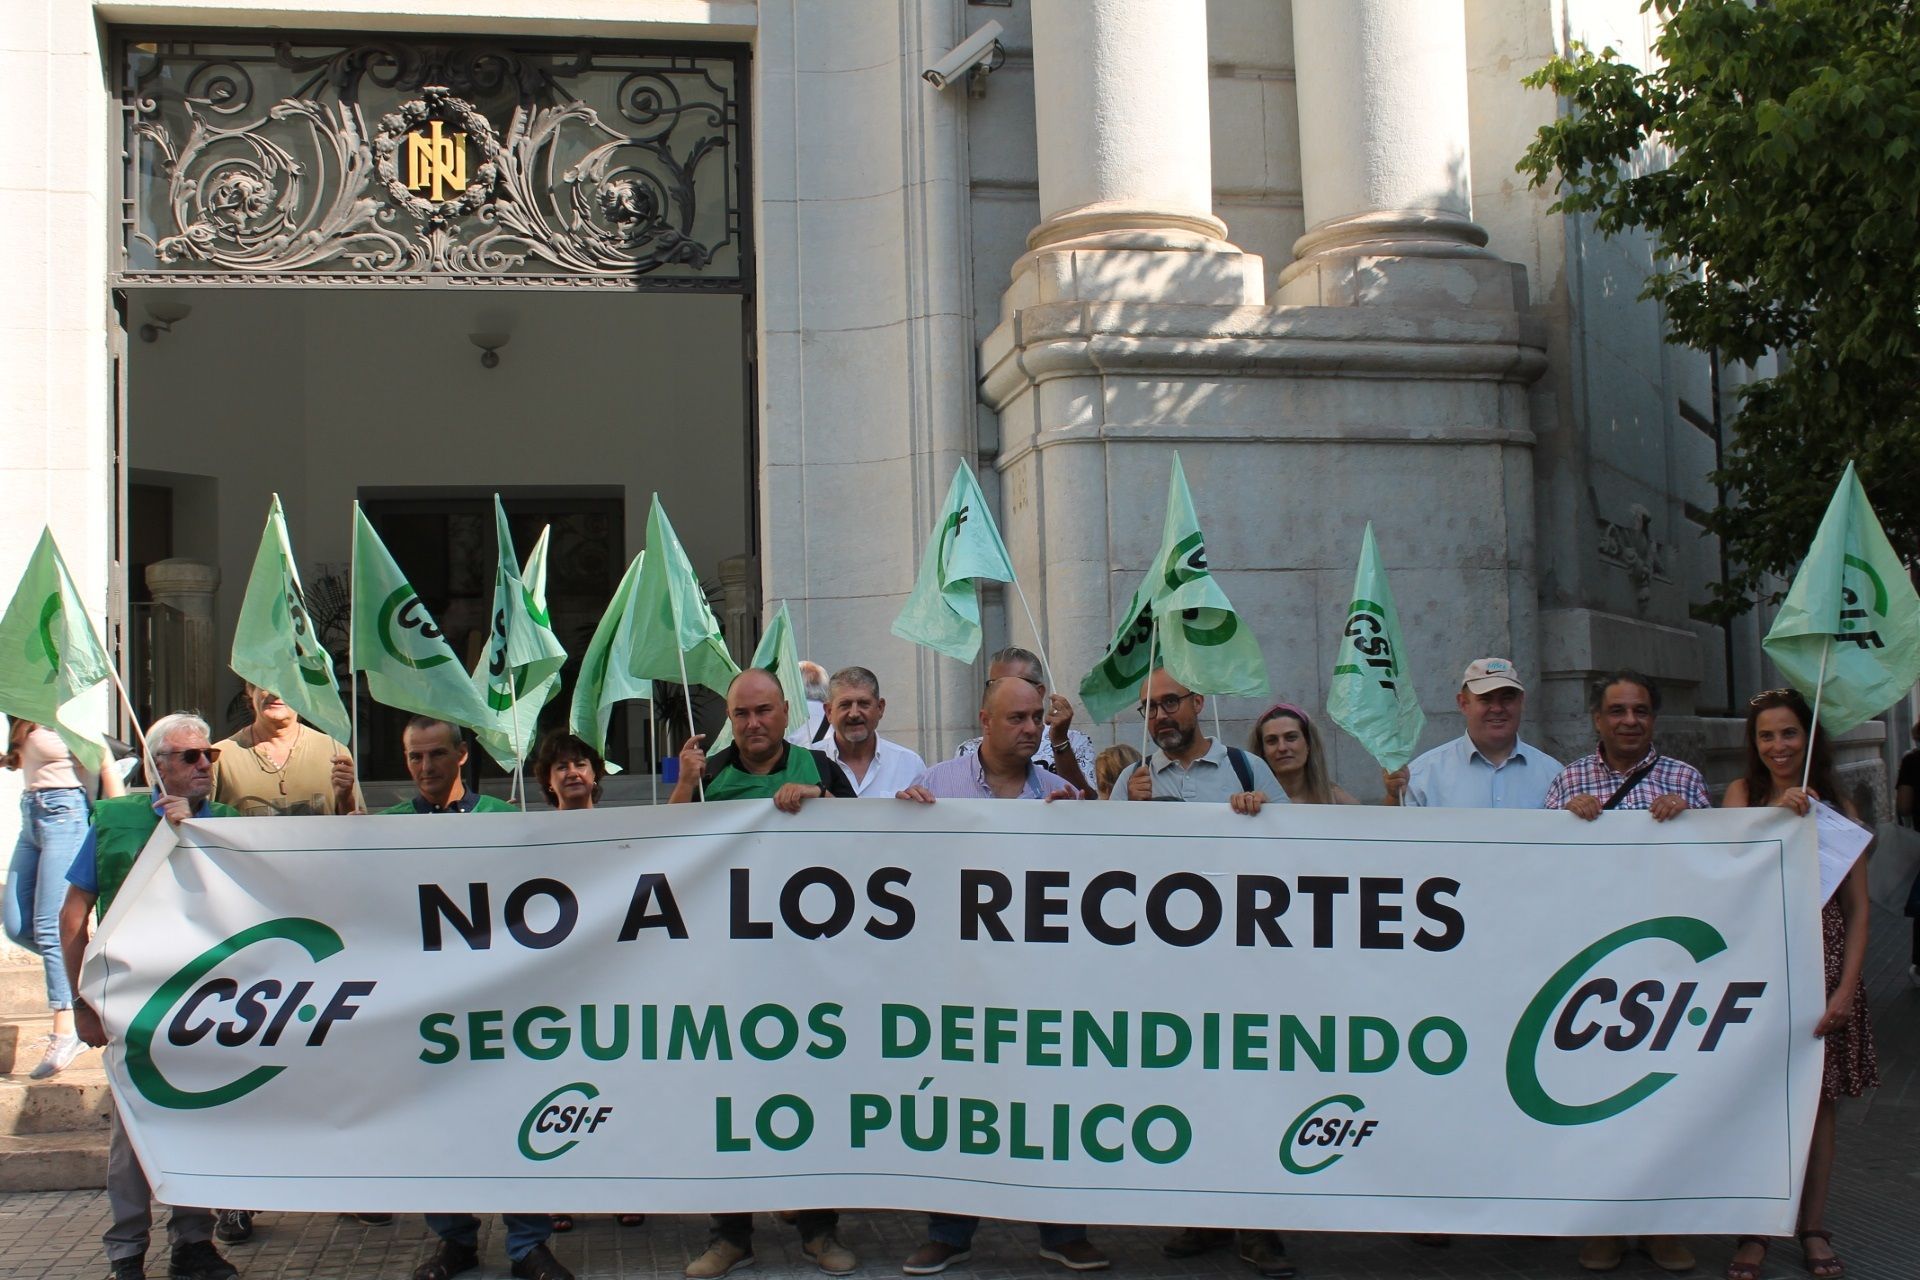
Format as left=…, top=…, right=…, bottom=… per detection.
left=84, top=802, right=1822, bottom=1236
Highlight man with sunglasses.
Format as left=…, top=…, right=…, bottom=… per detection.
left=57, top=713, right=241, bottom=1280
left=1109, top=670, right=1283, bottom=814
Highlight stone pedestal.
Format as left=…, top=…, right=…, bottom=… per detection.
left=144, top=559, right=219, bottom=723
left=980, top=0, right=1548, bottom=791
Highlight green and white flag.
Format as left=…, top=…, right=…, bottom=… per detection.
left=570, top=553, right=652, bottom=772
left=1147, top=454, right=1270, bottom=699
left=890, top=463, right=1019, bottom=663
left=349, top=503, right=488, bottom=729
left=0, top=528, right=113, bottom=768
left=1079, top=574, right=1157, bottom=724
left=1326, top=522, right=1424, bottom=771
left=230, top=495, right=351, bottom=743
left=713, top=601, right=807, bottom=751
left=1763, top=462, right=1920, bottom=734
left=471, top=498, right=568, bottom=771
left=627, top=495, right=740, bottom=696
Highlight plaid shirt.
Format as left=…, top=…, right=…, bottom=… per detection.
left=1542, top=744, right=1710, bottom=811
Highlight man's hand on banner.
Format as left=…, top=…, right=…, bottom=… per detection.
left=895, top=785, right=935, bottom=805
left=74, top=999, right=107, bottom=1048
left=1565, top=795, right=1604, bottom=821
left=773, top=782, right=827, bottom=814
left=1648, top=794, right=1689, bottom=822
left=1229, top=791, right=1267, bottom=816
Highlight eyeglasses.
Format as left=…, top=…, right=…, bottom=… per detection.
left=1136, top=693, right=1199, bottom=718
left=156, top=747, right=221, bottom=765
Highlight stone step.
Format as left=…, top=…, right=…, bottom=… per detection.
left=0, top=1130, right=108, bottom=1192
left=0, top=966, right=48, bottom=1017
left=0, top=1013, right=103, bottom=1077
left=0, top=1066, right=111, bottom=1136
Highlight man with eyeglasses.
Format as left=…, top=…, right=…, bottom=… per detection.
left=1109, top=670, right=1284, bottom=813
left=57, top=713, right=240, bottom=1280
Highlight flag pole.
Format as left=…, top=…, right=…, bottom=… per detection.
left=647, top=699, right=659, bottom=806
left=1803, top=635, right=1831, bottom=793
left=100, top=661, right=164, bottom=799
left=1140, top=615, right=1158, bottom=762
left=1007, top=576, right=1057, bottom=697
left=675, top=647, right=704, bottom=801
left=510, top=689, right=526, bottom=813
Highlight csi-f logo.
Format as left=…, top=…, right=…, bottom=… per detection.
left=283, top=583, right=332, bottom=688
left=1279, top=1094, right=1377, bottom=1175
left=935, top=504, right=970, bottom=583
left=127, top=918, right=374, bottom=1110
left=1839, top=554, right=1890, bottom=650
left=1334, top=599, right=1400, bottom=691
left=519, top=1083, right=613, bottom=1161
left=1157, top=532, right=1240, bottom=648
left=376, top=585, right=453, bottom=670
left=1505, top=916, right=1766, bottom=1126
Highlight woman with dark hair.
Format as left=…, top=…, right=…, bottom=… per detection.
left=1249, top=703, right=1356, bottom=806
left=1721, top=689, right=1876, bottom=1280
left=532, top=730, right=605, bottom=812
left=528, top=730, right=646, bottom=1235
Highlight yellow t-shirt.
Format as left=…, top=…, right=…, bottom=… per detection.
left=213, top=725, right=361, bottom=816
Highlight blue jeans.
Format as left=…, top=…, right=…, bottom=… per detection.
left=426, top=1214, right=551, bottom=1262
left=927, top=1214, right=1086, bottom=1250
left=5, top=788, right=90, bottom=1010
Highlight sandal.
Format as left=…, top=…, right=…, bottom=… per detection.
left=1726, top=1237, right=1769, bottom=1280
left=549, top=1214, right=575, bottom=1233
left=1799, top=1229, right=1843, bottom=1279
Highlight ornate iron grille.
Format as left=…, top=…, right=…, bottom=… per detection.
left=116, top=32, right=749, bottom=288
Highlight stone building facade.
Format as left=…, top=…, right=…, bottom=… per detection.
left=0, top=0, right=1894, bottom=842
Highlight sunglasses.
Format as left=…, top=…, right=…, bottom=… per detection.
left=156, top=747, right=221, bottom=765
left=1746, top=688, right=1798, bottom=707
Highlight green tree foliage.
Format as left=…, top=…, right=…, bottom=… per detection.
left=1517, top=0, right=1920, bottom=617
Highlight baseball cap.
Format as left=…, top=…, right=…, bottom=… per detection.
left=1461, top=657, right=1525, bottom=694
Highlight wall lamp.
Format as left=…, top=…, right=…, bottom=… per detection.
left=139, top=302, right=192, bottom=343
left=469, top=332, right=510, bottom=369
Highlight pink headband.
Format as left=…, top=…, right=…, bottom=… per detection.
left=1259, top=702, right=1312, bottom=725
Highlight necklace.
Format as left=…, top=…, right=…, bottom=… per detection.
left=250, top=724, right=302, bottom=795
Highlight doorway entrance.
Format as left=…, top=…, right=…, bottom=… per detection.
left=112, top=31, right=755, bottom=795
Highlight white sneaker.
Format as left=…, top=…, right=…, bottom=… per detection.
left=28, top=1032, right=84, bottom=1080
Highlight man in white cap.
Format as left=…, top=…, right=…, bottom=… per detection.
left=1385, top=657, right=1563, bottom=809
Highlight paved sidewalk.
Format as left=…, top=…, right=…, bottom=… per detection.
left=3, top=911, right=1915, bottom=1280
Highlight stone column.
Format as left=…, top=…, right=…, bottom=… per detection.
left=1279, top=0, right=1516, bottom=308
left=1009, top=0, right=1263, bottom=306
left=144, top=559, right=220, bottom=722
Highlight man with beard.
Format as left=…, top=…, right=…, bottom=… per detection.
left=820, top=666, right=924, bottom=798
left=1109, top=670, right=1282, bottom=813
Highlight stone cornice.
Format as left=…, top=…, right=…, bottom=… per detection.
left=978, top=301, right=1550, bottom=410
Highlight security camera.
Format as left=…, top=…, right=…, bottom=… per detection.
left=923, top=20, right=1006, bottom=92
